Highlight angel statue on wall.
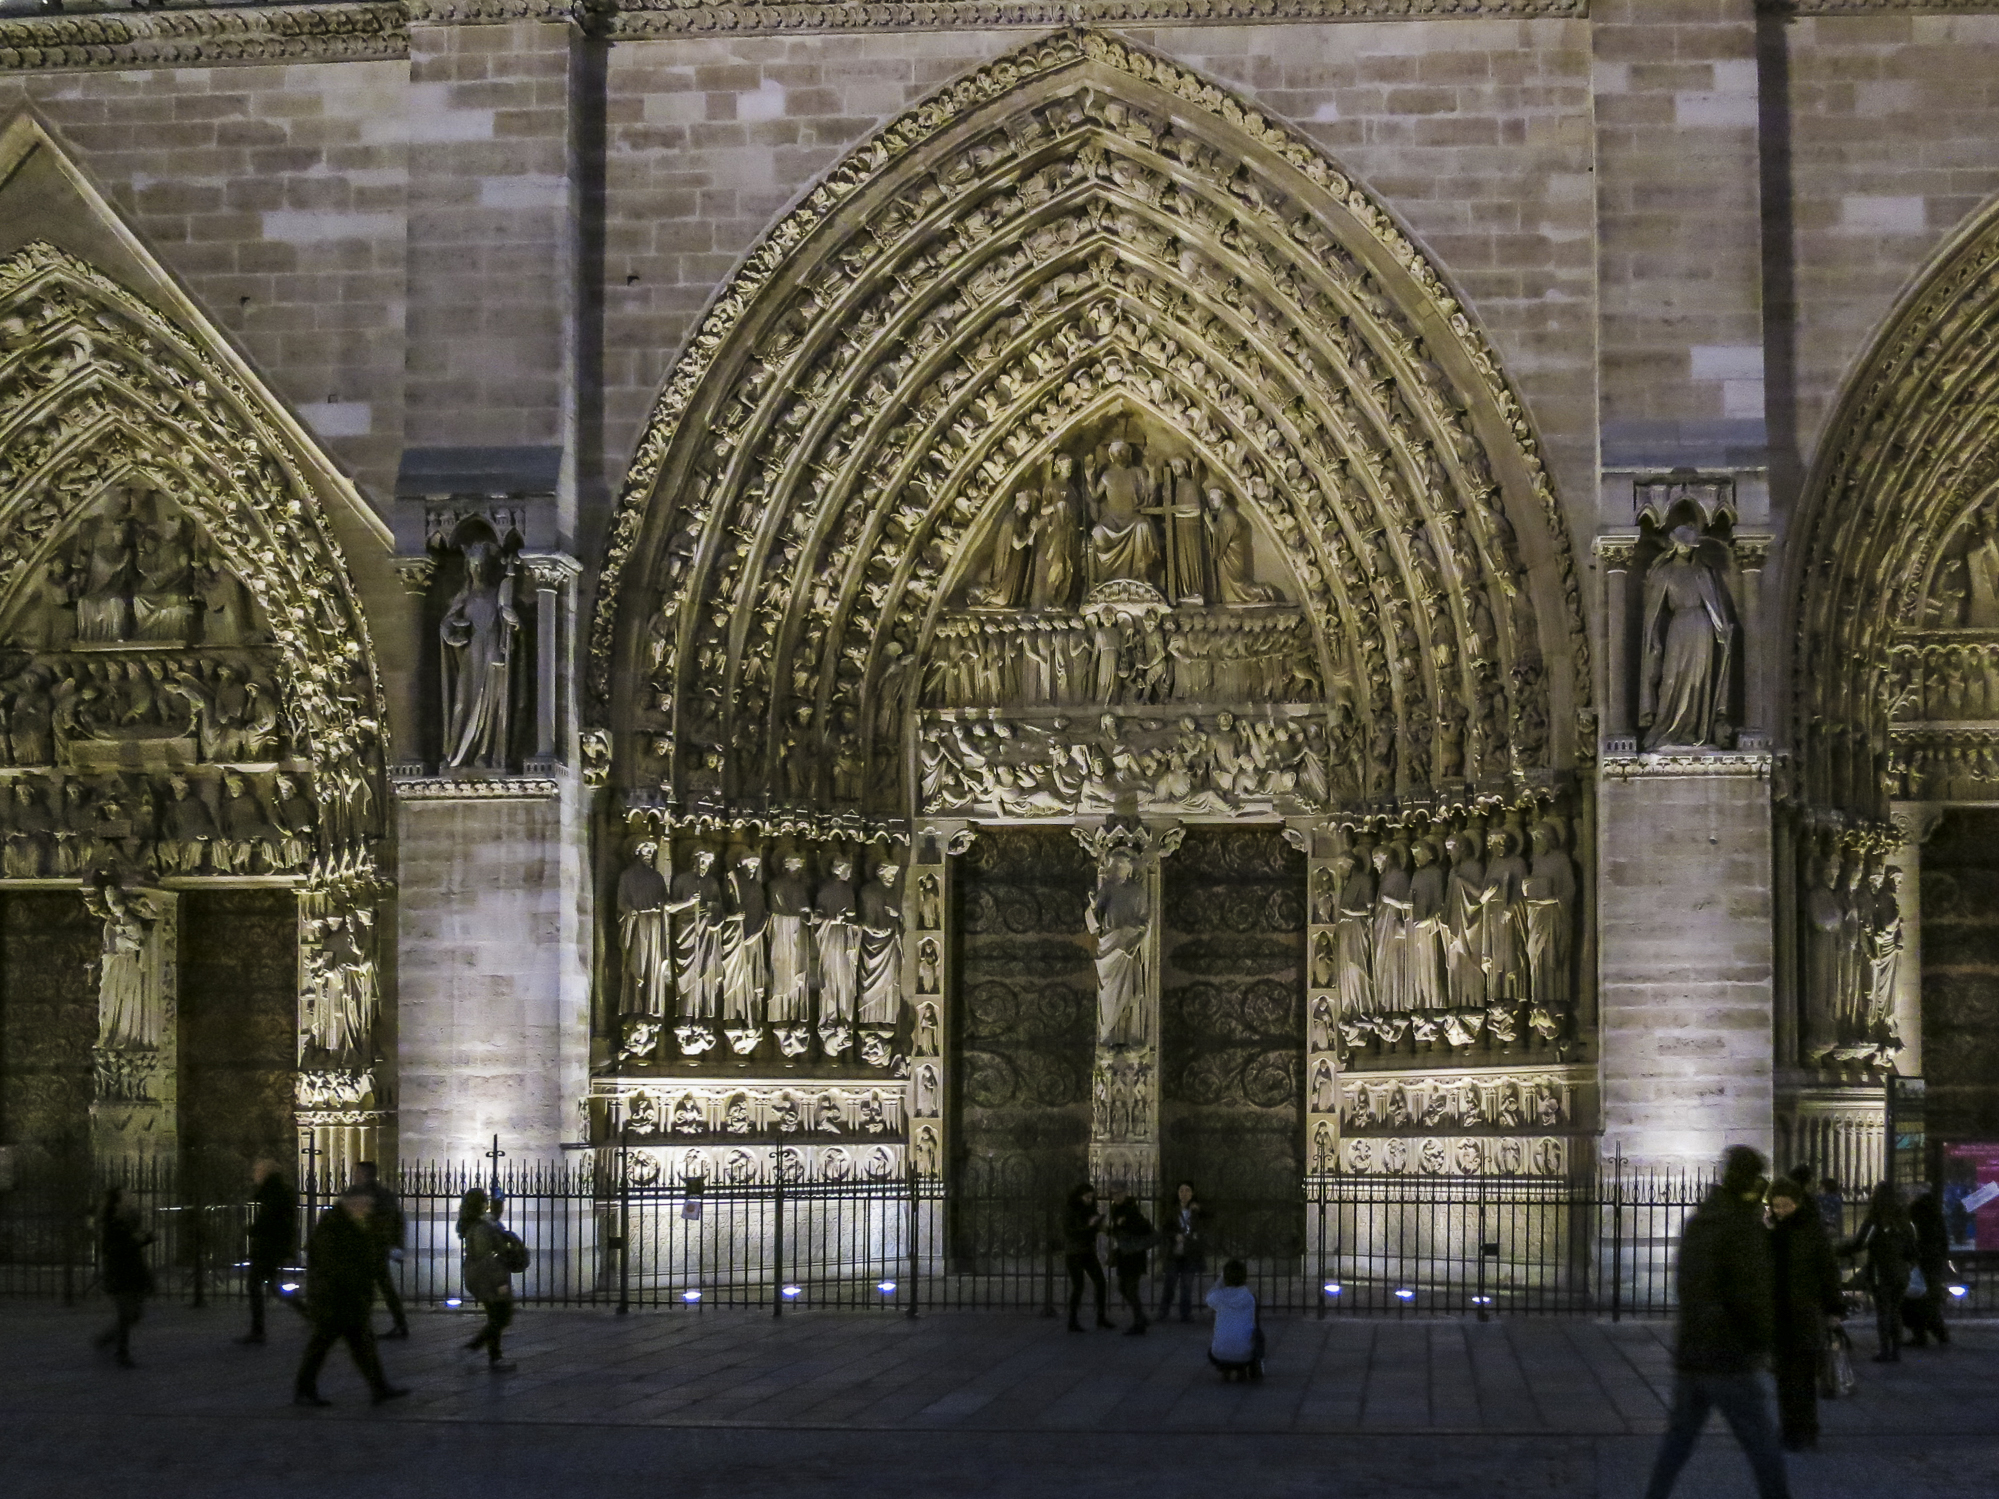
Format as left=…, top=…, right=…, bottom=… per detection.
left=1638, top=525, right=1735, bottom=751
left=440, top=515, right=520, bottom=770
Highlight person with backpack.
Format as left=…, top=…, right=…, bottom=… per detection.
left=92, top=1187, right=153, bottom=1369
left=294, top=1187, right=407, bottom=1406
left=1204, top=1258, right=1262, bottom=1382
left=239, top=1158, right=297, bottom=1345
left=1108, top=1192, right=1153, bottom=1336
left=458, top=1187, right=526, bottom=1371
left=1843, top=1181, right=1916, bottom=1363
left=1640, top=1145, right=1790, bottom=1499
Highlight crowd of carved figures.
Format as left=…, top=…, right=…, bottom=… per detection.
left=607, top=38, right=1590, bottom=824
left=0, top=767, right=318, bottom=878
left=616, top=837, right=905, bottom=1068
left=1310, top=808, right=1578, bottom=1058
left=922, top=709, right=1337, bottom=818
left=1799, top=837, right=1905, bottom=1072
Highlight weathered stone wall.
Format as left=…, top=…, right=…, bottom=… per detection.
left=0, top=893, right=97, bottom=1157
left=1919, top=811, right=1999, bottom=1144
left=1599, top=770, right=1774, bottom=1172
left=179, top=890, right=297, bottom=1178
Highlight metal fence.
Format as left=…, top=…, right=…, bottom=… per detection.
left=4, top=1153, right=1993, bottom=1321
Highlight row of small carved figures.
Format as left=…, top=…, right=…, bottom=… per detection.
left=1891, top=644, right=1999, bottom=722
left=1887, top=741, right=1999, bottom=784
left=0, top=768, right=316, bottom=877
left=0, top=656, right=282, bottom=766
left=1330, top=1078, right=1569, bottom=1132
left=923, top=711, right=1333, bottom=809
left=622, top=1088, right=898, bottom=1139
left=1318, top=1131, right=1568, bottom=1179
left=1326, top=1000, right=1575, bottom=1055
left=922, top=615, right=1312, bottom=709
left=625, top=1143, right=911, bottom=1189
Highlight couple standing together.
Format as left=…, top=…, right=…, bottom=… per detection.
left=1062, top=1181, right=1208, bottom=1334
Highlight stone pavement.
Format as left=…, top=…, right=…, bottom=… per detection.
left=3, top=1301, right=1995, bottom=1498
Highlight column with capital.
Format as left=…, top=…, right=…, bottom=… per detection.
left=1888, top=802, right=1941, bottom=1078
left=1595, top=536, right=1637, bottom=752
left=906, top=824, right=972, bottom=1190
left=1076, top=820, right=1182, bottom=1191
left=520, top=553, right=581, bottom=771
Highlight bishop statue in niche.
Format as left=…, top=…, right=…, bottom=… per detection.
left=439, top=515, right=521, bottom=771
left=1638, top=525, right=1736, bottom=751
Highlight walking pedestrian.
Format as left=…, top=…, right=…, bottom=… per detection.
left=1061, top=1182, right=1112, bottom=1333
left=1905, top=1186, right=1951, bottom=1349
left=1766, top=1178, right=1842, bottom=1451
left=351, top=1161, right=409, bottom=1339
left=1204, top=1259, right=1262, bottom=1382
left=1843, top=1181, right=1915, bottom=1363
left=1156, top=1180, right=1206, bottom=1324
left=293, top=1186, right=407, bottom=1406
left=239, top=1158, right=297, bottom=1345
left=1813, top=1175, right=1846, bottom=1241
left=92, top=1187, right=153, bottom=1369
left=457, top=1188, right=520, bottom=1371
left=1640, top=1144, right=1791, bottom=1499
left=1109, top=1192, right=1153, bottom=1335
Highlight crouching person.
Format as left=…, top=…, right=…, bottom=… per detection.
left=1205, top=1258, right=1263, bottom=1382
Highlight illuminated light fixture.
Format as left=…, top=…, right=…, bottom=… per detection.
left=1471, top=1296, right=1494, bottom=1306
left=876, top=1280, right=897, bottom=1294
left=781, top=1285, right=803, bottom=1299
left=1322, top=1282, right=1342, bottom=1296
left=1394, top=1288, right=1415, bottom=1301
left=681, top=1289, right=702, bottom=1303
left=1948, top=1284, right=1969, bottom=1299
left=279, top=1282, right=301, bottom=1293
left=443, top=1297, right=463, bottom=1308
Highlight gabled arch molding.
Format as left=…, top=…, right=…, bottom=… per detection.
left=592, top=28, right=1591, bottom=819
left=1787, top=194, right=1999, bottom=824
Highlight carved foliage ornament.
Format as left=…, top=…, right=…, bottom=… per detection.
left=595, top=29, right=1589, bottom=817
left=0, top=243, right=384, bottom=874
left=1791, top=196, right=1999, bottom=819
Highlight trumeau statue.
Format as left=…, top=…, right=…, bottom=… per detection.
left=618, top=841, right=672, bottom=1019
left=87, top=881, right=166, bottom=1054
left=440, top=514, right=520, bottom=771
left=1089, top=850, right=1150, bottom=1046
left=1638, top=525, right=1735, bottom=751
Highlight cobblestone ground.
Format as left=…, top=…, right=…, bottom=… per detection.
left=3, top=1302, right=1995, bottom=1497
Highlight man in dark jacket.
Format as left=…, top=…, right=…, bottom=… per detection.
left=351, top=1160, right=409, bottom=1338
left=1768, top=1178, right=1843, bottom=1450
left=239, top=1158, right=297, bottom=1345
left=1642, top=1145, right=1791, bottom=1499
left=1906, top=1187, right=1952, bottom=1348
left=293, top=1188, right=408, bottom=1407
left=92, top=1187, right=153, bottom=1369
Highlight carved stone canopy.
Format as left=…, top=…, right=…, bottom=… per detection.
left=594, top=29, right=1589, bottom=820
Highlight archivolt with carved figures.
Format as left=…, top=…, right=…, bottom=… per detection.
left=594, top=29, right=1590, bottom=819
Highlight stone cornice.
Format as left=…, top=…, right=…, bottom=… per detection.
left=1759, top=2, right=1999, bottom=14
left=607, top=0, right=1586, bottom=41
left=0, top=4, right=405, bottom=72
left=1599, top=751, right=1774, bottom=781
left=0, top=0, right=1589, bottom=74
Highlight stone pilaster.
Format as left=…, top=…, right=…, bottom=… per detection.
left=1301, top=819, right=1341, bottom=1176
left=907, top=824, right=970, bottom=1185
left=1599, top=753, right=1775, bottom=1172
left=1888, top=801, right=1943, bottom=1080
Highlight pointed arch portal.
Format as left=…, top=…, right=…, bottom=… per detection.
left=594, top=30, right=1590, bottom=824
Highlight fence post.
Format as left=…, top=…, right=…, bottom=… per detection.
left=1610, top=1153, right=1624, bottom=1325
left=906, top=1167, right=921, bottom=1321
left=772, top=1164, right=785, bottom=1320
left=189, top=1150, right=207, bottom=1310
left=1315, top=1177, right=1326, bottom=1322
left=1475, top=1175, right=1488, bottom=1323
left=1040, top=1198, right=1056, bottom=1319
left=616, top=1127, right=631, bottom=1317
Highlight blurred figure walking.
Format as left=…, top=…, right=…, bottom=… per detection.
left=1905, top=1186, right=1952, bottom=1349
left=1641, top=1145, right=1790, bottom=1499
left=239, top=1158, right=297, bottom=1345
left=1061, top=1183, right=1112, bottom=1333
left=1844, top=1181, right=1916, bottom=1363
left=1109, top=1192, right=1153, bottom=1336
left=458, top=1188, right=523, bottom=1371
left=92, top=1187, right=153, bottom=1369
left=351, top=1161, right=409, bottom=1339
left=293, top=1186, right=407, bottom=1407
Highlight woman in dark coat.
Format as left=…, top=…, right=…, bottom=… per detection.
left=1109, top=1193, right=1153, bottom=1336
left=1061, top=1183, right=1111, bottom=1333
left=1156, top=1180, right=1207, bottom=1324
left=1905, top=1188, right=1952, bottom=1348
left=1767, top=1178, right=1842, bottom=1450
left=93, top=1187, right=154, bottom=1368
left=1844, top=1180, right=1916, bottom=1362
